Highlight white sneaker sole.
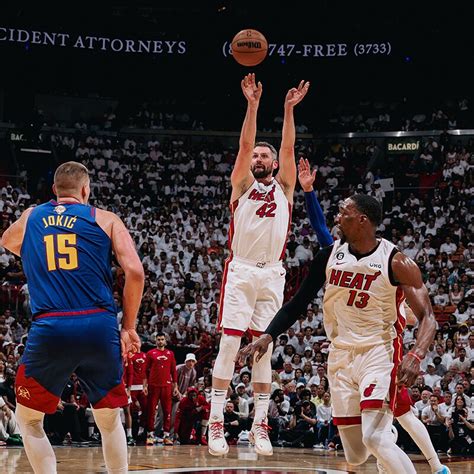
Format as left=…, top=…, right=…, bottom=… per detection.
left=249, top=431, right=273, bottom=456
left=208, top=444, right=229, bottom=456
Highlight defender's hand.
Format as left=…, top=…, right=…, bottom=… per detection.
left=236, top=334, right=273, bottom=365
left=397, top=354, right=421, bottom=387
left=298, top=158, right=317, bottom=192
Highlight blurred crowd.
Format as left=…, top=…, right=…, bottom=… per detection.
left=0, top=125, right=472, bottom=453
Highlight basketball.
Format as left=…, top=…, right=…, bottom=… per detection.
left=231, top=29, right=268, bottom=66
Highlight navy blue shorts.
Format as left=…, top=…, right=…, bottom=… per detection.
left=16, top=308, right=127, bottom=414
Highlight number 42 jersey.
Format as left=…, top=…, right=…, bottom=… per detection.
left=230, top=179, right=291, bottom=264
left=21, top=200, right=115, bottom=315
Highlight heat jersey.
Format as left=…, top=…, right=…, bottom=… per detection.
left=21, top=200, right=115, bottom=315
left=323, top=238, right=406, bottom=348
left=229, top=179, right=291, bottom=263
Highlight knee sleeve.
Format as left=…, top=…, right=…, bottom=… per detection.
left=212, top=334, right=241, bottom=380
left=92, top=408, right=127, bottom=474
left=339, top=425, right=370, bottom=465
left=251, top=339, right=273, bottom=384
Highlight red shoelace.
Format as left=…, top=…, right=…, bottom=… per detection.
left=253, top=422, right=272, bottom=440
left=209, top=420, right=225, bottom=440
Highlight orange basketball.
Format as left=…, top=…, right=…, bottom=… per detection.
left=231, top=29, right=268, bottom=67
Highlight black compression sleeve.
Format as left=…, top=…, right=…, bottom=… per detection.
left=265, top=245, right=333, bottom=339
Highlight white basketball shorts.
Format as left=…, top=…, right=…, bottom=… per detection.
left=328, top=338, right=402, bottom=426
left=217, top=256, right=286, bottom=337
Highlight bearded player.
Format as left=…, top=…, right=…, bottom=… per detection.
left=208, top=73, right=309, bottom=456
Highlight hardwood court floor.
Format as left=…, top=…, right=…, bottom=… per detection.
left=2, top=445, right=473, bottom=473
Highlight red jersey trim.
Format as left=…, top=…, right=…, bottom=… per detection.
left=279, top=202, right=293, bottom=261
left=223, top=328, right=245, bottom=337
left=217, top=255, right=233, bottom=331
left=389, top=287, right=405, bottom=412
left=35, top=307, right=105, bottom=319
left=333, top=416, right=362, bottom=426
left=360, top=399, right=385, bottom=410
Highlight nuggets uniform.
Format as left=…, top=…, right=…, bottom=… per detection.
left=324, top=238, right=406, bottom=425
left=218, top=179, right=291, bottom=336
left=16, top=200, right=127, bottom=414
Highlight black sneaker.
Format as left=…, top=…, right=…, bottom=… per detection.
left=127, top=436, right=136, bottom=446
left=6, top=435, right=23, bottom=446
left=71, top=438, right=90, bottom=446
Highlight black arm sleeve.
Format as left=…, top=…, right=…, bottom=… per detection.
left=265, top=245, right=333, bottom=339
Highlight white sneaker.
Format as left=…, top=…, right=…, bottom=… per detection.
left=208, top=418, right=229, bottom=456
left=249, top=421, right=273, bottom=456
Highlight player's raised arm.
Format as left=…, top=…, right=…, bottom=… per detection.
left=230, top=73, right=262, bottom=197
left=277, top=80, right=310, bottom=196
left=392, top=252, right=437, bottom=387
left=298, top=158, right=333, bottom=247
left=0, top=207, right=34, bottom=256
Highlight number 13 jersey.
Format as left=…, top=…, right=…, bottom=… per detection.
left=323, top=238, right=406, bottom=348
left=229, top=179, right=291, bottom=264
left=21, top=200, right=115, bottom=315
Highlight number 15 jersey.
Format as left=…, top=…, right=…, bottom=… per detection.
left=229, top=179, right=291, bottom=264
left=21, top=200, right=115, bottom=315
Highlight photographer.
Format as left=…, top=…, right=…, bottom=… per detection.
left=279, top=400, right=317, bottom=448
left=446, top=394, right=474, bottom=455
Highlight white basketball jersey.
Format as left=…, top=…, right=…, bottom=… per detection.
left=229, top=179, right=291, bottom=263
left=323, top=238, right=406, bottom=348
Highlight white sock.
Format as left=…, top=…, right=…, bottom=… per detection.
left=92, top=408, right=128, bottom=474
left=253, top=393, right=270, bottom=424
left=163, top=431, right=169, bottom=438
left=210, top=388, right=226, bottom=420
left=362, top=410, right=416, bottom=474
left=88, top=426, right=95, bottom=437
left=397, top=411, right=443, bottom=472
left=16, top=404, right=57, bottom=474
left=138, top=427, right=144, bottom=436
left=126, top=428, right=132, bottom=437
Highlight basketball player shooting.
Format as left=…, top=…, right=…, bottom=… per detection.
left=208, top=73, right=309, bottom=456
left=238, top=194, right=437, bottom=473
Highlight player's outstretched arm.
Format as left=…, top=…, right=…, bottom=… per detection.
left=392, top=252, right=436, bottom=387
left=0, top=207, right=34, bottom=256
left=231, top=73, right=262, bottom=197
left=236, top=245, right=331, bottom=364
left=277, top=81, right=310, bottom=195
left=298, top=158, right=333, bottom=247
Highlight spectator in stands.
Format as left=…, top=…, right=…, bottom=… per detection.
left=314, top=392, right=332, bottom=449
left=421, top=394, right=448, bottom=452
left=446, top=395, right=474, bottom=455
left=223, top=401, right=241, bottom=445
